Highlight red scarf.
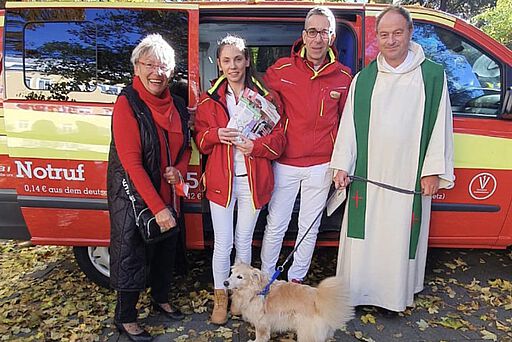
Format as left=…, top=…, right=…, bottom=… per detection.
left=132, top=76, right=180, bottom=133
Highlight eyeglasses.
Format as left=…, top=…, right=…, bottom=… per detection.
left=304, top=28, right=331, bottom=40
left=137, top=60, right=172, bottom=73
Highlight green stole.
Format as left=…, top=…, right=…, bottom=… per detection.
left=347, top=58, right=444, bottom=259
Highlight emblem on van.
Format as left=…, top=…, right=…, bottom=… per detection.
left=15, top=160, right=85, bottom=181
left=468, top=172, right=496, bottom=200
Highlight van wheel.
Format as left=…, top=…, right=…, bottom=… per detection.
left=73, top=246, right=111, bottom=289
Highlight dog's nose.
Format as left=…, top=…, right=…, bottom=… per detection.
left=223, top=280, right=230, bottom=287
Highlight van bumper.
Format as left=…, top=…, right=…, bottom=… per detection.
left=0, top=189, right=31, bottom=240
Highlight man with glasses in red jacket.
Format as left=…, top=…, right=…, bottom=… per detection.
left=261, top=6, right=352, bottom=283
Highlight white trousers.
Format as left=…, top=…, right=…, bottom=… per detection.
left=260, top=162, right=332, bottom=281
left=210, top=176, right=260, bottom=289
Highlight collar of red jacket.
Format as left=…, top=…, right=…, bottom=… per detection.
left=207, top=74, right=269, bottom=103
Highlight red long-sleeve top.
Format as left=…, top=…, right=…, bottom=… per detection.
left=112, top=76, right=190, bottom=215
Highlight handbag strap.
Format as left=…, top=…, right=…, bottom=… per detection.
left=122, top=175, right=141, bottom=226
left=162, top=129, right=178, bottom=211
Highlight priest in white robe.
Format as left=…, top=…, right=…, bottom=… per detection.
left=330, top=5, right=455, bottom=312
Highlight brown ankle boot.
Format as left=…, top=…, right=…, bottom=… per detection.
left=210, top=289, right=228, bottom=325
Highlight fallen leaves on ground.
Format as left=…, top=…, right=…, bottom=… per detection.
left=0, top=242, right=113, bottom=341
left=360, top=313, right=376, bottom=324
left=1, top=243, right=512, bottom=341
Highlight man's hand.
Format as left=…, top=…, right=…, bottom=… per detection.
left=233, top=136, right=254, bottom=156
left=333, top=169, right=351, bottom=190
left=155, top=207, right=177, bottom=232
left=421, top=175, right=440, bottom=196
left=218, top=128, right=240, bottom=145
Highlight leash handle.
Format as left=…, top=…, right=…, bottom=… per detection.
left=349, top=175, right=422, bottom=195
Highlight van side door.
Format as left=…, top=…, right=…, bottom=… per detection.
left=1, top=3, right=200, bottom=246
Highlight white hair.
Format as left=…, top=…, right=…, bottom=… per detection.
left=130, top=33, right=176, bottom=70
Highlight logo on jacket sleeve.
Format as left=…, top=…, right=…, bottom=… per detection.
left=330, top=91, right=341, bottom=99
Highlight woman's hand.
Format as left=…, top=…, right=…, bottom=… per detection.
left=233, top=136, right=254, bottom=156
left=218, top=128, right=240, bottom=144
left=164, top=166, right=181, bottom=185
left=155, top=207, right=177, bottom=232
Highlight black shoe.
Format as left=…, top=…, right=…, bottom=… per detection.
left=152, top=301, right=185, bottom=321
left=114, top=322, right=153, bottom=342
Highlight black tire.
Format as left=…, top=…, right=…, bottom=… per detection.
left=73, top=246, right=111, bottom=289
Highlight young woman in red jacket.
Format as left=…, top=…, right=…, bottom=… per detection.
left=194, top=35, right=286, bottom=325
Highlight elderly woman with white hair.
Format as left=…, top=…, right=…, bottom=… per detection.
left=107, top=33, right=190, bottom=341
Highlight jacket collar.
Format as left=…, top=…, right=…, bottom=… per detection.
left=207, top=74, right=269, bottom=102
left=291, top=37, right=338, bottom=78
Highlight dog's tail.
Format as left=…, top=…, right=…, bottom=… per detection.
left=316, top=276, right=354, bottom=328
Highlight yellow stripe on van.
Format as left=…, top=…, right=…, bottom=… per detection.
left=0, top=15, right=5, bottom=28
left=454, top=133, right=512, bottom=170
left=0, top=136, right=7, bottom=154
left=3, top=106, right=111, bottom=161
left=6, top=139, right=108, bottom=161
left=0, top=110, right=5, bottom=135
left=6, top=2, right=198, bottom=10
left=4, top=103, right=202, bottom=165
left=412, top=13, right=455, bottom=28
left=190, top=140, right=200, bottom=166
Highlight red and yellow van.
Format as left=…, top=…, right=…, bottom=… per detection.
left=0, top=1, right=510, bottom=287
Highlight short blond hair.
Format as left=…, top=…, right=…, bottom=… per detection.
left=130, top=33, right=176, bottom=71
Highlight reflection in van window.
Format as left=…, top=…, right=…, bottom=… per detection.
left=413, top=23, right=501, bottom=117
left=199, top=22, right=356, bottom=92
left=24, top=21, right=97, bottom=97
left=5, top=9, right=189, bottom=103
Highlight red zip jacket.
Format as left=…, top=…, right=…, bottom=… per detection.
left=264, top=38, right=352, bottom=167
left=194, top=76, right=286, bottom=209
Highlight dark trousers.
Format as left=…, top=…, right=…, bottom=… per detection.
left=115, top=234, right=178, bottom=323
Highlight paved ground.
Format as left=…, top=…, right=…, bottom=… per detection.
left=100, top=247, right=512, bottom=342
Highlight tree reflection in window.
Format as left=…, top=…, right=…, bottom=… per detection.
left=24, top=21, right=97, bottom=100
left=5, top=8, right=188, bottom=102
left=413, top=23, right=501, bottom=117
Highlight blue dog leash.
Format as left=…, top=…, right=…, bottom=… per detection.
left=258, top=208, right=324, bottom=296
left=258, top=175, right=420, bottom=296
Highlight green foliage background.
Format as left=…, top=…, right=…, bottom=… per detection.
left=473, top=0, right=512, bottom=49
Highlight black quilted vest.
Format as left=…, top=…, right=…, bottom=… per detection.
left=107, top=84, right=189, bottom=290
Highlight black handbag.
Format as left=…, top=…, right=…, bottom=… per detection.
left=136, top=205, right=179, bottom=244
left=123, top=129, right=179, bottom=244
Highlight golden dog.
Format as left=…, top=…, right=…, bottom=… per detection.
left=224, top=262, right=354, bottom=342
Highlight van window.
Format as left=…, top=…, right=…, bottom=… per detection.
left=199, top=22, right=356, bottom=92
left=413, top=23, right=501, bottom=117
left=5, top=9, right=189, bottom=103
